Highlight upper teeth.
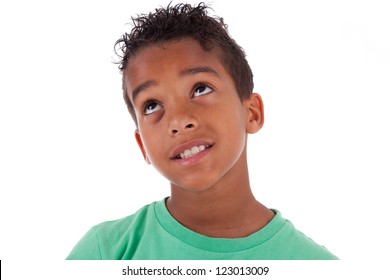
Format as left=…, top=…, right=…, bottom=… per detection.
left=179, top=145, right=208, bottom=159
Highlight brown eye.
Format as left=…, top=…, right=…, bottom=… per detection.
left=194, top=84, right=212, bottom=97
left=143, top=100, right=162, bottom=115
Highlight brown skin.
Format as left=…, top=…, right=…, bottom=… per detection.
left=125, top=38, right=274, bottom=238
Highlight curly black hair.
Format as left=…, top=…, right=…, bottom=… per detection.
left=115, top=2, right=254, bottom=123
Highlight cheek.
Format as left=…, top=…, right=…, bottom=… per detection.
left=142, top=139, right=160, bottom=162
left=217, top=100, right=247, bottom=133
left=138, top=129, right=161, bottom=159
left=219, top=103, right=247, bottom=153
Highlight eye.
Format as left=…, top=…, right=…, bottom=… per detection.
left=193, top=84, right=213, bottom=97
left=143, top=100, right=162, bottom=115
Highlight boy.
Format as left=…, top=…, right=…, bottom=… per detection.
left=67, top=3, right=337, bottom=260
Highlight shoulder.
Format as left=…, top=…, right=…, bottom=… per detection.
left=66, top=202, right=157, bottom=260
left=272, top=212, right=338, bottom=260
left=94, top=202, right=154, bottom=236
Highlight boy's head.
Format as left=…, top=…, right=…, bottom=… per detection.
left=115, top=2, right=254, bottom=123
left=115, top=3, right=264, bottom=192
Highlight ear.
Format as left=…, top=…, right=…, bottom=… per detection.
left=245, top=93, right=264, bottom=134
left=134, top=130, right=151, bottom=164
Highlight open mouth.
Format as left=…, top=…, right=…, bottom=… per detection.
left=173, top=144, right=213, bottom=160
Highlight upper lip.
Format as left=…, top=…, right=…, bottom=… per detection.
left=170, top=140, right=213, bottom=159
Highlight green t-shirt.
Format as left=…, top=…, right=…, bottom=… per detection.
left=67, top=199, right=337, bottom=260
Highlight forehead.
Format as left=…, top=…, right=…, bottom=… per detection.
left=128, top=38, right=222, bottom=69
left=124, top=39, right=228, bottom=98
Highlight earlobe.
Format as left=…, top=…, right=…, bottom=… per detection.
left=135, top=130, right=151, bottom=164
left=246, top=93, right=264, bottom=134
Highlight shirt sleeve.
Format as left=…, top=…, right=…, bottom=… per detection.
left=66, top=227, right=102, bottom=260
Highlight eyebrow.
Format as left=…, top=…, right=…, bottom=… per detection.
left=179, top=66, right=220, bottom=78
left=131, top=66, right=220, bottom=103
left=131, top=80, right=156, bottom=103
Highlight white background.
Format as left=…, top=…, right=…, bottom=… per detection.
left=1, top=0, right=389, bottom=267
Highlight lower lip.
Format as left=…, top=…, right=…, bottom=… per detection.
left=172, top=146, right=212, bottom=166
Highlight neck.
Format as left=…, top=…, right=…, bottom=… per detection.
left=166, top=156, right=274, bottom=238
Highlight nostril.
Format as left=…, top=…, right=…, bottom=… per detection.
left=170, top=123, right=195, bottom=135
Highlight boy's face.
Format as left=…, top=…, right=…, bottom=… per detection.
left=124, top=39, right=263, bottom=192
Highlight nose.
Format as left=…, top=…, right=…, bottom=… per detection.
left=168, top=108, right=198, bottom=136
